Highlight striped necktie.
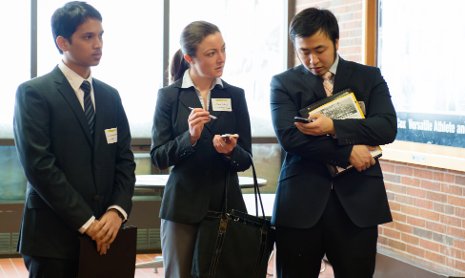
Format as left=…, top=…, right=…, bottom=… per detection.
left=322, top=71, right=334, bottom=97
left=81, top=80, right=95, bottom=135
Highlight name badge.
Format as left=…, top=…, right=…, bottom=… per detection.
left=105, top=128, right=118, bottom=144
left=211, top=98, right=232, bottom=112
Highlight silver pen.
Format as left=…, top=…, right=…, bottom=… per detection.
left=188, top=107, right=217, bottom=120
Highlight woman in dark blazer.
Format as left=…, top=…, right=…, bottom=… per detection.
left=150, top=21, right=252, bottom=277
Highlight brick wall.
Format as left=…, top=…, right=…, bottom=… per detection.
left=380, top=160, right=465, bottom=275
left=295, top=0, right=465, bottom=275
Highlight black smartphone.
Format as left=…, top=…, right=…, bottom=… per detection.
left=294, top=116, right=311, bottom=123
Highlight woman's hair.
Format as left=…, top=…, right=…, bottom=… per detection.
left=169, top=21, right=220, bottom=82
left=169, top=49, right=190, bottom=83
left=51, top=1, right=102, bottom=54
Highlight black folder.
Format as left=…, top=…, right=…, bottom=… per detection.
left=77, top=225, right=137, bottom=278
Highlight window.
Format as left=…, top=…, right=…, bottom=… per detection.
left=0, top=2, right=30, bottom=139
left=378, top=0, right=465, bottom=170
left=0, top=2, right=30, bottom=201
left=0, top=1, right=287, bottom=201
left=2, top=1, right=286, bottom=139
left=378, top=0, right=465, bottom=147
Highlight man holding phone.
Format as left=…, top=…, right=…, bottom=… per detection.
left=270, top=7, right=397, bottom=277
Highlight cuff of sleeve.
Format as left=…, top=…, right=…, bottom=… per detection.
left=79, top=216, right=96, bottom=234
left=108, top=205, right=128, bottom=222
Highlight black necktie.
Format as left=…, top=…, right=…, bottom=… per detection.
left=81, top=80, right=95, bottom=135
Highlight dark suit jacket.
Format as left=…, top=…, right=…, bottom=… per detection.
left=270, top=57, right=397, bottom=229
left=13, top=66, right=136, bottom=259
left=150, top=79, right=252, bottom=224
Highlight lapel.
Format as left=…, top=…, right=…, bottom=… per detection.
left=333, top=58, right=353, bottom=93
left=93, top=80, right=105, bottom=147
left=176, top=82, right=216, bottom=134
left=54, top=67, right=94, bottom=146
left=296, top=65, right=327, bottom=100
left=176, top=81, right=231, bottom=134
left=178, top=83, right=202, bottom=112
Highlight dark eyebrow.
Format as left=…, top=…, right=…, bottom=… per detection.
left=300, top=45, right=326, bottom=52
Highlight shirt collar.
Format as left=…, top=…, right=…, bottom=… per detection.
left=58, top=61, right=93, bottom=92
left=328, top=55, right=339, bottom=76
left=181, top=69, right=223, bottom=89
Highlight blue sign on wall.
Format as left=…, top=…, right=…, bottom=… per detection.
left=396, top=112, right=465, bottom=148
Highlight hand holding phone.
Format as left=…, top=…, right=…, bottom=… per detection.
left=221, top=133, right=239, bottom=139
left=217, top=134, right=239, bottom=149
left=294, top=116, right=311, bottom=123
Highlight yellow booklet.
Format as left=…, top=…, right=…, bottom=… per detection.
left=299, top=89, right=382, bottom=177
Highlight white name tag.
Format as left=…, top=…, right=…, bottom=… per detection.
left=211, top=98, right=232, bottom=112
left=104, top=128, right=118, bottom=144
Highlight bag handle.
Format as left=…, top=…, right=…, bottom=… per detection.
left=248, top=153, right=266, bottom=219
left=222, top=152, right=267, bottom=220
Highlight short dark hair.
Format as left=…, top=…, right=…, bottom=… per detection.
left=289, top=7, right=339, bottom=45
left=170, top=21, right=221, bottom=82
left=51, top=1, right=102, bottom=54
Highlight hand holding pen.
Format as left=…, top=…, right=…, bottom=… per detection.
left=188, top=107, right=217, bottom=120
left=187, top=107, right=215, bottom=145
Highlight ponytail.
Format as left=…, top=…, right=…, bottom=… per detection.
left=170, top=49, right=189, bottom=83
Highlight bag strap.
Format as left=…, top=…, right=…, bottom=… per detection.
left=248, top=153, right=266, bottom=219
left=223, top=160, right=230, bottom=212
left=222, top=153, right=267, bottom=219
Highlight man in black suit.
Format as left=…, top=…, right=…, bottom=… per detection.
left=270, top=7, right=397, bottom=278
left=13, top=2, right=135, bottom=277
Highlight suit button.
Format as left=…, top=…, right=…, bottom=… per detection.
left=93, top=195, right=101, bottom=201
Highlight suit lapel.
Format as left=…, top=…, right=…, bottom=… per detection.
left=334, top=58, right=353, bottom=93
left=93, top=81, right=105, bottom=146
left=54, top=68, right=94, bottom=146
left=177, top=83, right=230, bottom=135
left=176, top=85, right=217, bottom=134
left=297, top=65, right=327, bottom=100
left=178, top=85, right=202, bottom=112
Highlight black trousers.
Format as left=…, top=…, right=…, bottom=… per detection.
left=23, top=255, right=78, bottom=278
left=275, top=191, right=378, bottom=278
